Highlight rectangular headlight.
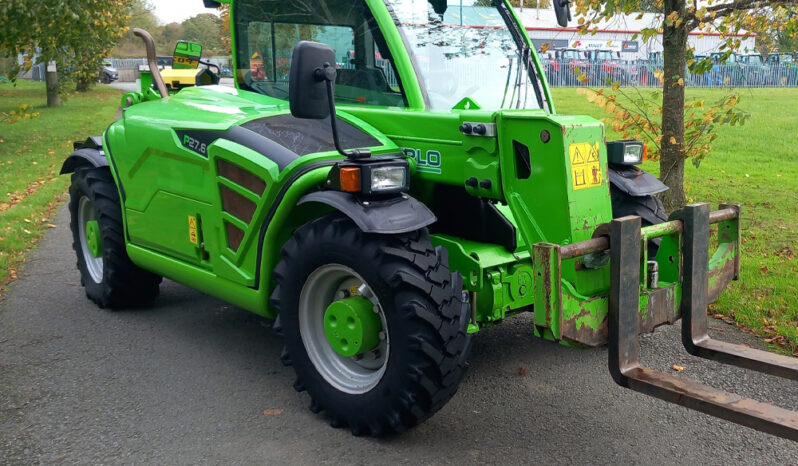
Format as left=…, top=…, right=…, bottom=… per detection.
left=370, top=166, right=407, bottom=193
left=607, top=140, right=645, bottom=165
left=623, top=143, right=643, bottom=164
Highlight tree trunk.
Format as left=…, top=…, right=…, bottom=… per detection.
left=76, top=78, right=91, bottom=92
left=45, top=70, right=61, bottom=107
left=659, top=0, right=688, bottom=212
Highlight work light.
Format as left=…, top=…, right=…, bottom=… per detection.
left=607, top=140, right=647, bottom=165
left=369, top=166, right=407, bottom=193
left=327, top=160, right=409, bottom=195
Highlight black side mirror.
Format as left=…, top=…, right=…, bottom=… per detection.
left=553, top=0, right=572, bottom=28
left=429, top=0, right=447, bottom=15
left=289, top=41, right=337, bottom=120
left=288, top=41, right=370, bottom=160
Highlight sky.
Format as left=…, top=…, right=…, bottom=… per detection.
left=152, top=0, right=220, bottom=25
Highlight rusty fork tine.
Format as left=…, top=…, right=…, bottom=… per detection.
left=673, top=203, right=798, bottom=381
left=608, top=214, right=798, bottom=442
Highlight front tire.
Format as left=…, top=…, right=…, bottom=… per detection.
left=69, top=167, right=161, bottom=308
left=271, top=214, right=471, bottom=436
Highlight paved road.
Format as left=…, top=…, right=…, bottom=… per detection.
left=1, top=205, right=797, bottom=465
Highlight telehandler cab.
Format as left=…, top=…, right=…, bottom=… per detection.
left=61, top=0, right=798, bottom=439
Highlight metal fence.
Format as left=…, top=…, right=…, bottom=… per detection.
left=541, top=59, right=798, bottom=88
left=109, top=57, right=232, bottom=71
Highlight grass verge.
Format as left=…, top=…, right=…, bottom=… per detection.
left=554, top=87, right=798, bottom=355
left=0, top=80, right=122, bottom=296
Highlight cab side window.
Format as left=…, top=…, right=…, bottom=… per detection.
left=235, top=0, right=407, bottom=107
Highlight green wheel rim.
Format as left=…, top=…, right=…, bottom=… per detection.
left=85, top=220, right=102, bottom=258
left=298, top=264, right=389, bottom=395
left=323, top=296, right=383, bottom=357
left=78, top=196, right=103, bottom=284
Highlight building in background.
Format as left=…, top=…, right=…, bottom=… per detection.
left=514, top=8, right=756, bottom=60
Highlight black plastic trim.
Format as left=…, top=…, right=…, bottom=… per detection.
left=608, top=164, right=668, bottom=197
left=298, top=190, right=435, bottom=234
left=60, top=148, right=108, bottom=174
left=72, top=136, right=104, bottom=151
left=175, top=126, right=300, bottom=170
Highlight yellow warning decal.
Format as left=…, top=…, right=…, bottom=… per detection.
left=174, top=56, right=200, bottom=68
left=188, top=215, right=198, bottom=245
left=569, top=141, right=603, bottom=191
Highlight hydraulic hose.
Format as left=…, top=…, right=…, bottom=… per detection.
left=133, top=28, right=168, bottom=99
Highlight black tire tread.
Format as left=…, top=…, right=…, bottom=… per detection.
left=69, top=167, right=161, bottom=309
left=270, top=214, right=471, bottom=437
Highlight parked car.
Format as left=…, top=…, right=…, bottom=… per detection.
left=100, top=60, right=118, bottom=84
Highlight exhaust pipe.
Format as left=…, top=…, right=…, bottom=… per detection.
left=133, top=28, right=168, bottom=99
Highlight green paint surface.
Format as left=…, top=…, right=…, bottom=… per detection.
left=84, top=1, right=742, bottom=347
left=324, top=296, right=382, bottom=357
left=85, top=220, right=102, bottom=258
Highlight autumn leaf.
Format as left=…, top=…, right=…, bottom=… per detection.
left=519, top=366, right=527, bottom=376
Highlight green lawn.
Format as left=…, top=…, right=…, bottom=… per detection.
left=554, top=87, right=798, bottom=355
left=0, top=80, right=122, bottom=294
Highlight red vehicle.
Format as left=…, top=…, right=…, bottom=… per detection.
left=550, top=48, right=591, bottom=85
left=586, top=49, right=630, bottom=85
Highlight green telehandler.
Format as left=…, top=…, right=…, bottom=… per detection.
left=61, top=0, right=798, bottom=439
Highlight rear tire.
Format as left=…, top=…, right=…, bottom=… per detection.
left=69, top=167, right=161, bottom=308
left=271, top=213, right=471, bottom=436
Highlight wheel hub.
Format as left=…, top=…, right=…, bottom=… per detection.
left=323, top=296, right=382, bottom=357
left=85, top=220, right=102, bottom=258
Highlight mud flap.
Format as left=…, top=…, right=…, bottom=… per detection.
left=608, top=203, right=798, bottom=441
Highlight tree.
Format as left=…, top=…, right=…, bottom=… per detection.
left=219, top=4, right=232, bottom=55
left=182, top=14, right=224, bottom=55
left=0, top=1, right=130, bottom=105
left=113, top=0, right=158, bottom=56
left=158, top=23, right=187, bottom=52
left=74, top=2, right=132, bottom=92
left=574, top=1, right=798, bottom=210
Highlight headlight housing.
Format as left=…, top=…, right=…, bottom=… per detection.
left=327, top=160, right=409, bottom=195
left=607, top=140, right=647, bottom=165
left=369, top=166, right=407, bottom=193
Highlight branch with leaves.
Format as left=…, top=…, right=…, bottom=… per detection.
left=578, top=85, right=748, bottom=170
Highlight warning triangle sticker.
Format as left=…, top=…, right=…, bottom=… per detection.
left=571, top=146, right=586, bottom=165
left=587, top=142, right=600, bottom=162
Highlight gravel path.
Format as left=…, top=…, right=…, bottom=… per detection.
left=1, top=205, right=796, bottom=465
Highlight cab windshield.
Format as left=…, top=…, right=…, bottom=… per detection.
left=386, top=0, right=545, bottom=110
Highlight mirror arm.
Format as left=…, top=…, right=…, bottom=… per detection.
left=322, top=66, right=370, bottom=160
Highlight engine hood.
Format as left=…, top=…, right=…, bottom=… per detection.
left=121, top=85, right=398, bottom=160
